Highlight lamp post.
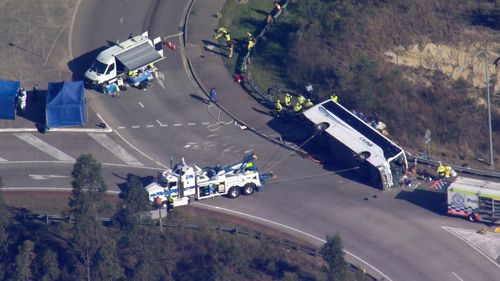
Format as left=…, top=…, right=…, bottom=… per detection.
left=468, top=51, right=494, bottom=169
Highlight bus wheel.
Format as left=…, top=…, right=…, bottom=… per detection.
left=358, top=151, right=371, bottom=161
left=228, top=187, right=240, bottom=198
left=242, top=183, right=255, bottom=195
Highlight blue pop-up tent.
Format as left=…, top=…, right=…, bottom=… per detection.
left=0, top=80, right=20, bottom=120
left=46, top=81, right=85, bottom=128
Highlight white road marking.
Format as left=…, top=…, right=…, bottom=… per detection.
left=451, top=272, right=464, bottom=281
left=156, top=120, right=168, bottom=127
left=187, top=123, right=196, bottom=126
left=138, top=102, right=144, bottom=108
left=0, top=157, right=7, bottom=161
left=193, top=203, right=393, bottom=281
left=201, top=122, right=211, bottom=125
left=173, top=123, right=182, bottom=127
left=244, top=149, right=253, bottom=154
left=15, top=133, right=75, bottom=161
left=117, top=126, right=126, bottom=129
left=87, top=133, right=143, bottom=166
left=131, top=126, right=140, bottom=129
left=29, top=174, right=69, bottom=180
left=163, top=32, right=184, bottom=39
left=157, top=72, right=165, bottom=89
left=146, top=125, right=154, bottom=128
left=0, top=160, right=160, bottom=170
left=119, top=17, right=124, bottom=24
left=207, top=134, right=217, bottom=138
left=442, top=226, right=500, bottom=268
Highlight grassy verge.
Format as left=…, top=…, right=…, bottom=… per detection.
left=220, top=0, right=294, bottom=92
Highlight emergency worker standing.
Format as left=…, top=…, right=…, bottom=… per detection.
left=436, top=162, right=446, bottom=180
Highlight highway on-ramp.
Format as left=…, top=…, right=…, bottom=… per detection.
left=3, top=0, right=497, bottom=280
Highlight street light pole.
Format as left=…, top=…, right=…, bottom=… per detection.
left=472, top=51, right=494, bottom=169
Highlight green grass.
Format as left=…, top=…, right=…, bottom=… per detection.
left=220, top=0, right=294, bottom=93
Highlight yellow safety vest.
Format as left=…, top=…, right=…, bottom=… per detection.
left=275, top=101, right=282, bottom=111
left=284, top=95, right=291, bottom=106
left=330, top=95, right=338, bottom=102
left=436, top=165, right=445, bottom=175
left=297, top=95, right=305, bottom=104
left=293, top=103, right=302, bottom=112
left=305, top=100, right=313, bottom=108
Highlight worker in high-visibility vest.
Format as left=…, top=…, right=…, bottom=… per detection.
left=167, top=194, right=174, bottom=211
left=293, top=102, right=302, bottom=113
left=247, top=39, right=256, bottom=51
left=246, top=32, right=255, bottom=42
left=284, top=93, right=292, bottom=107
left=214, top=26, right=228, bottom=39
left=275, top=100, right=283, bottom=117
left=297, top=95, right=305, bottom=105
left=330, top=93, right=338, bottom=103
left=436, top=162, right=446, bottom=180
left=304, top=99, right=314, bottom=109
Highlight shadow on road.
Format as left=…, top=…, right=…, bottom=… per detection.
left=395, top=189, right=447, bottom=217
left=114, top=173, right=156, bottom=199
left=67, top=46, right=108, bottom=82
left=265, top=116, right=369, bottom=188
left=190, top=93, right=208, bottom=104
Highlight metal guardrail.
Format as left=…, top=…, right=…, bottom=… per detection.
left=409, top=154, right=500, bottom=179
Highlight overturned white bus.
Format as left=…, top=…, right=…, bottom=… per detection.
left=302, top=100, right=408, bottom=190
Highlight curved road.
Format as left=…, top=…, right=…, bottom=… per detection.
left=3, top=0, right=495, bottom=280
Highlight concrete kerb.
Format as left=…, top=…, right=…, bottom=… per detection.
left=182, top=0, right=305, bottom=157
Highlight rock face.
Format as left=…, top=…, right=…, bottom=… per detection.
left=385, top=43, right=500, bottom=96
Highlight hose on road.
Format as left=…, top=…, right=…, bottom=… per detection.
left=206, top=104, right=234, bottom=132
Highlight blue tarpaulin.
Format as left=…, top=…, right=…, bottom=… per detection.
left=46, top=81, right=85, bottom=128
left=0, top=80, right=20, bottom=120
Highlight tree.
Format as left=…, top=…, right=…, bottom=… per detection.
left=320, top=234, right=347, bottom=281
left=13, top=240, right=36, bottom=281
left=114, top=174, right=150, bottom=230
left=0, top=177, right=9, bottom=254
left=39, top=249, right=60, bottom=281
left=69, top=154, right=109, bottom=281
left=92, top=240, right=124, bottom=281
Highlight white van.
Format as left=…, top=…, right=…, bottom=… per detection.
left=84, top=31, right=164, bottom=87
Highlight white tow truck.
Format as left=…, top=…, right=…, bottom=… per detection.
left=84, top=31, right=164, bottom=90
left=145, top=155, right=273, bottom=208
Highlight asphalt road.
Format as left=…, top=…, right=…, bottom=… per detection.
left=1, top=0, right=498, bottom=280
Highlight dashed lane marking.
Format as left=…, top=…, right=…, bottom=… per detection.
left=119, top=17, right=124, bottom=24
left=15, top=133, right=75, bottom=161
left=157, top=72, right=165, bottom=89
left=146, top=125, right=154, bottom=128
left=156, top=120, right=168, bottom=127
left=187, top=123, right=196, bottom=126
left=207, top=134, right=217, bottom=138
left=131, top=126, right=140, bottom=129
left=87, top=133, right=143, bottom=166
left=117, top=126, right=126, bottom=129
left=201, top=122, right=210, bottom=125
left=173, top=123, right=182, bottom=127
left=138, top=102, right=144, bottom=108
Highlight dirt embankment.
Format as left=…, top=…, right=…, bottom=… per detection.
left=0, top=0, right=75, bottom=87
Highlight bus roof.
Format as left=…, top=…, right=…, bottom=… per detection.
left=302, top=100, right=404, bottom=167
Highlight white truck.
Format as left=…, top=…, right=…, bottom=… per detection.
left=84, top=31, right=164, bottom=88
left=145, top=155, right=273, bottom=207
left=447, top=176, right=500, bottom=224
